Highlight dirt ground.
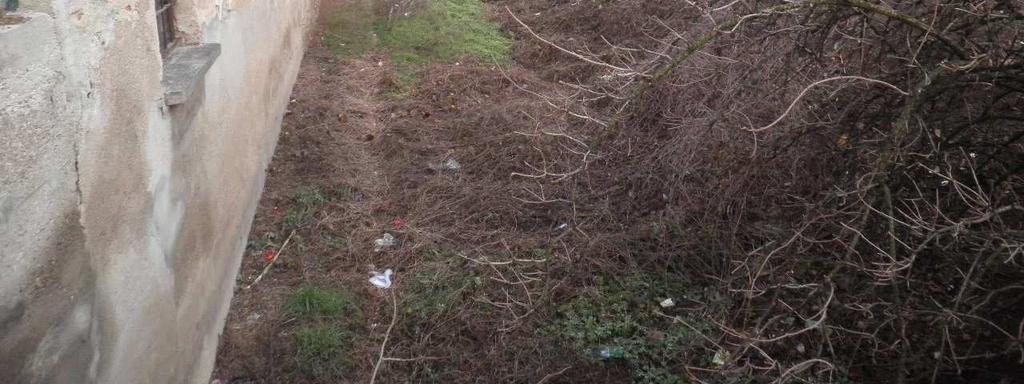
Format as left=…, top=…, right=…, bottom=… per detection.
left=212, top=2, right=604, bottom=382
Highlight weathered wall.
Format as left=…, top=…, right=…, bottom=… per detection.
left=0, top=0, right=317, bottom=382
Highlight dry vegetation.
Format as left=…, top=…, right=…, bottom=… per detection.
left=216, top=0, right=1024, bottom=383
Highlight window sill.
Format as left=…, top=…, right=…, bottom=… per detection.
left=162, top=43, right=221, bottom=106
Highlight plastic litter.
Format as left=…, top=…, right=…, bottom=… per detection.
left=712, top=349, right=731, bottom=366
left=373, top=233, right=396, bottom=252
left=441, top=159, right=462, bottom=171
left=430, top=159, right=462, bottom=172
left=554, top=223, right=570, bottom=232
left=263, top=249, right=278, bottom=263
left=584, top=346, right=626, bottom=360
left=244, top=313, right=261, bottom=324
left=369, top=269, right=394, bottom=289
left=659, top=298, right=675, bottom=308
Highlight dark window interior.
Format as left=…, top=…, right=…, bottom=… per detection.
left=155, top=0, right=176, bottom=55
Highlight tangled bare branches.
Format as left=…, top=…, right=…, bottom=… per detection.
left=501, top=0, right=1024, bottom=382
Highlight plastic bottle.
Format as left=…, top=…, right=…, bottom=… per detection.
left=584, top=346, right=626, bottom=360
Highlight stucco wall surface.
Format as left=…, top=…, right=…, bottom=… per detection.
left=0, top=0, right=317, bottom=382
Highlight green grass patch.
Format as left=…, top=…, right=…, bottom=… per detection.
left=403, top=248, right=483, bottom=322
left=322, top=0, right=510, bottom=100
left=248, top=232, right=280, bottom=253
left=285, top=285, right=359, bottom=320
left=283, top=185, right=329, bottom=230
left=322, top=0, right=511, bottom=64
left=294, top=327, right=354, bottom=378
left=322, top=0, right=379, bottom=57
left=375, top=0, right=512, bottom=64
left=543, top=276, right=715, bottom=383
left=295, top=185, right=329, bottom=209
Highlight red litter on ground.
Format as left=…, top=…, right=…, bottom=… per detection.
left=263, top=249, right=278, bottom=263
left=393, top=219, right=405, bottom=230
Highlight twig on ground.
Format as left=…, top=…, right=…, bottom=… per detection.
left=770, top=359, right=834, bottom=384
left=381, top=356, right=444, bottom=362
left=369, top=289, right=398, bottom=384
left=536, top=366, right=571, bottom=384
left=245, top=230, right=296, bottom=290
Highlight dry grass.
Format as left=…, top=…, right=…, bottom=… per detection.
left=215, top=0, right=1024, bottom=383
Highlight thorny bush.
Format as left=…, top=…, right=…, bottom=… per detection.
left=490, top=0, right=1024, bottom=382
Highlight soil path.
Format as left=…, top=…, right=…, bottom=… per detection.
left=213, top=44, right=399, bottom=383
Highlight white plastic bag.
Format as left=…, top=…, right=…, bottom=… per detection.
left=369, top=269, right=394, bottom=289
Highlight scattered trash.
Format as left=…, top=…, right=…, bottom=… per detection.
left=430, top=159, right=462, bottom=172
left=441, top=159, right=462, bottom=171
left=263, top=249, right=278, bottom=263
left=585, top=346, right=626, bottom=360
left=940, top=180, right=950, bottom=186
left=712, top=349, right=731, bottom=367
left=230, top=312, right=263, bottom=330
left=374, top=233, right=396, bottom=252
left=392, top=219, right=405, bottom=230
left=836, top=133, right=851, bottom=149
left=369, top=269, right=394, bottom=289
left=598, top=74, right=615, bottom=82
left=244, top=313, right=262, bottom=325
left=554, top=223, right=570, bottom=232
left=659, top=298, right=675, bottom=308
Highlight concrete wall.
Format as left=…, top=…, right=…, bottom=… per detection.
left=0, top=0, right=317, bottom=382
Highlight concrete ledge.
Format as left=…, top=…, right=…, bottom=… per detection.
left=162, top=44, right=221, bottom=106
